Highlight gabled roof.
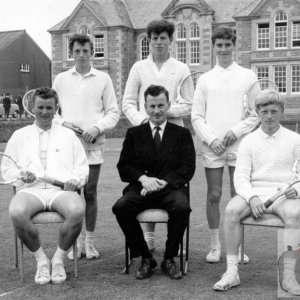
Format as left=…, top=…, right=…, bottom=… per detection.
left=0, top=30, right=25, bottom=52
left=125, top=0, right=171, bottom=29
left=233, top=0, right=264, bottom=18
left=49, top=0, right=133, bottom=32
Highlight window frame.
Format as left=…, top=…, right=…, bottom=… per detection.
left=140, top=36, right=149, bottom=60
left=94, top=34, right=105, bottom=59
left=257, top=23, right=270, bottom=50
left=274, top=65, right=287, bottom=93
left=274, top=11, right=288, bottom=49
left=291, top=65, right=300, bottom=94
left=20, top=63, right=30, bottom=73
left=292, top=21, right=300, bottom=48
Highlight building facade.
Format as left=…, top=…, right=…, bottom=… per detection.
left=0, top=30, right=51, bottom=97
left=49, top=0, right=300, bottom=114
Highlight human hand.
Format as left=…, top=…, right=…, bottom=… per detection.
left=249, top=196, right=266, bottom=218
left=210, top=139, right=225, bottom=155
left=284, top=187, right=298, bottom=199
left=223, top=130, right=237, bottom=147
left=64, top=179, right=79, bottom=191
left=139, top=175, right=162, bottom=195
left=81, top=126, right=100, bottom=143
left=140, top=179, right=168, bottom=196
left=20, top=171, right=36, bottom=183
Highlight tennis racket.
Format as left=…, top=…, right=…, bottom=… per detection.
left=264, top=159, right=300, bottom=209
left=177, top=71, right=204, bottom=103
left=22, top=89, right=96, bottom=143
left=0, top=152, right=80, bottom=192
left=242, top=78, right=279, bottom=120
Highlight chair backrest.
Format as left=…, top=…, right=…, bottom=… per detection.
left=137, top=209, right=168, bottom=223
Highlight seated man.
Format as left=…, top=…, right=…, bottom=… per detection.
left=213, top=90, right=300, bottom=295
left=112, top=85, right=195, bottom=280
left=2, top=87, right=89, bottom=285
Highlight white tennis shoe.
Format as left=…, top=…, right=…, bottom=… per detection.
left=206, top=248, right=221, bottom=263
left=51, top=261, right=67, bottom=284
left=238, top=251, right=250, bottom=264
left=35, top=258, right=51, bottom=285
left=85, top=243, right=100, bottom=259
left=213, top=272, right=241, bottom=291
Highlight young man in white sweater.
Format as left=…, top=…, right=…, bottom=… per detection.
left=213, top=90, right=300, bottom=295
left=192, top=26, right=259, bottom=263
left=122, top=19, right=193, bottom=252
left=53, top=34, right=119, bottom=260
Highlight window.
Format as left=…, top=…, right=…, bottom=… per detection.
left=190, top=23, right=200, bottom=65
left=20, top=63, right=30, bottom=72
left=140, top=36, right=149, bottom=60
left=79, top=25, right=90, bottom=35
left=257, top=23, right=270, bottom=49
left=66, top=37, right=73, bottom=60
left=94, top=35, right=104, bottom=58
left=177, top=42, right=186, bottom=63
left=274, top=11, right=287, bottom=48
left=256, top=66, right=269, bottom=79
left=274, top=65, right=286, bottom=92
left=176, top=24, right=186, bottom=40
left=292, top=65, right=300, bottom=93
left=292, top=21, right=300, bottom=47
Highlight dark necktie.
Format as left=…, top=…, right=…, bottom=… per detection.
left=154, top=126, right=161, bottom=152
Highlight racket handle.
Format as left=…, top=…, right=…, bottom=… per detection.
left=40, top=178, right=81, bottom=193
left=73, top=128, right=96, bottom=144
left=264, top=199, right=273, bottom=208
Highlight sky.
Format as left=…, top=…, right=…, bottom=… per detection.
left=0, top=0, right=82, bottom=58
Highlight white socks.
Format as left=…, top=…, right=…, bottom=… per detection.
left=85, top=231, right=95, bottom=245
left=227, top=254, right=239, bottom=275
left=52, top=246, right=67, bottom=264
left=209, top=228, right=221, bottom=250
left=32, top=247, right=48, bottom=264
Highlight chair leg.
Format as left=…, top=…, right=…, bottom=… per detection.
left=180, top=238, right=184, bottom=274
left=73, top=240, right=78, bottom=277
left=123, top=239, right=130, bottom=274
left=20, top=240, right=24, bottom=282
left=241, top=224, right=245, bottom=264
left=14, top=232, right=18, bottom=269
left=184, top=218, right=190, bottom=275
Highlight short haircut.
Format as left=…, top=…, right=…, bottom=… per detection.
left=255, top=89, right=285, bottom=112
left=69, top=33, right=94, bottom=53
left=146, top=19, right=175, bottom=39
left=144, top=85, right=169, bottom=102
left=211, top=25, right=236, bottom=45
left=33, top=87, right=58, bottom=105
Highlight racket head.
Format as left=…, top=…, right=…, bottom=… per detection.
left=178, top=71, right=204, bottom=101
left=243, top=79, right=279, bottom=119
left=22, top=89, right=36, bottom=118
left=0, top=152, right=22, bottom=185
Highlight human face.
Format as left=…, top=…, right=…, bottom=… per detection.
left=257, top=104, right=282, bottom=135
left=214, top=38, right=234, bottom=68
left=149, top=31, right=172, bottom=59
left=33, top=97, right=57, bottom=130
left=144, top=93, right=170, bottom=126
left=72, top=42, right=93, bottom=69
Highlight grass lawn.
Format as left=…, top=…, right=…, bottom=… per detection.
left=0, top=138, right=288, bottom=299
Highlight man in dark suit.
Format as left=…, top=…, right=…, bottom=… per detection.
left=113, top=85, right=196, bottom=280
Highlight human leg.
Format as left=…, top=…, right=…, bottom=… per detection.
left=112, top=191, right=156, bottom=279
left=84, top=164, right=101, bottom=258
left=273, top=199, right=300, bottom=295
left=158, top=189, right=191, bottom=279
left=144, top=223, right=156, bottom=252
left=9, top=192, right=50, bottom=284
left=205, top=167, right=223, bottom=262
left=50, top=191, right=85, bottom=283
left=213, top=195, right=251, bottom=291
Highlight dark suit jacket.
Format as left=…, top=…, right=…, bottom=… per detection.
left=117, top=122, right=196, bottom=195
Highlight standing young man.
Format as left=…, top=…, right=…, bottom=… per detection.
left=192, top=26, right=259, bottom=263
left=122, top=19, right=193, bottom=251
left=53, top=34, right=119, bottom=260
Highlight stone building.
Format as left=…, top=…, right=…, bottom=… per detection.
left=49, top=0, right=300, bottom=114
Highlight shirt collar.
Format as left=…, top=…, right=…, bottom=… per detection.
left=70, top=65, right=96, bottom=77
left=215, top=61, right=237, bottom=72
left=34, top=121, right=51, bottom=134
left=147, top=53, right=171, bottom=64
left=149, top=120, right=167, bottom=132
left=258, top=125, right=282, bottom=139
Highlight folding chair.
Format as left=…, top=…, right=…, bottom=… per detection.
left=123, top=183, right=190, bottom=275
left=13, top=187, right=79, bottom=281
left=240, top=214, right=284, bottom=264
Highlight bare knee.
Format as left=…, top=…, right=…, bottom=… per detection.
left=283, top=207, right=300, bottom=227
left=207, top=189, right=222, bottom=205
left=225, top=202, right=243, bottom=224
left=9, top=204, right=28, bottom=226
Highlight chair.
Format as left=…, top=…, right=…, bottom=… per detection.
left=13, top=187, right=79, bottom=281
left=240, top=214, right=284, bottom=264
left=123, top=184, right=190, bottom=275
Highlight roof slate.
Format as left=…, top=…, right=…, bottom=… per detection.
left=0, top=30, right=25, bottom=52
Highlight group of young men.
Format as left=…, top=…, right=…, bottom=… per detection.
left=2, top=18, right=300, bottom=296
